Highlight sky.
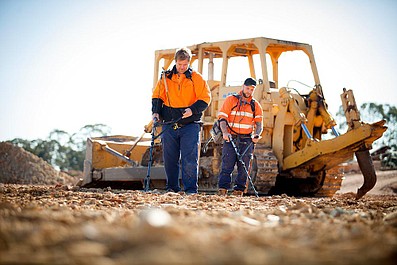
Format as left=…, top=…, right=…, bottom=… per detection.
left=1, top=0, right=396, bottom=141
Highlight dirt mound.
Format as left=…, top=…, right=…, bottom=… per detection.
left=0, top=141, right=78, bottom=185
left=382, top=181, right=397, bottom=193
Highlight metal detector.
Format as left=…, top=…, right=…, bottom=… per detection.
left=143, top=117, right=183, bottom=192
left=144, top=118, right=158, bottom=192
left=228, top=135, right=259, bottom=197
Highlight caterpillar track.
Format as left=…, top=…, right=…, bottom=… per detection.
left=315, top=166, right=344, bottom=197
left=249, top=144, right=344, bottom=197
left=251, top=144, right=279, bottom=194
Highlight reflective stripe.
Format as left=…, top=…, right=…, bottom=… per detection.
left=218, top=111, right=229, bottom=118
left=230, top=123, right=253, bottom=129
left=230, top=111, right=254, bottom=118
left=217, top=92, right=263, bottom=135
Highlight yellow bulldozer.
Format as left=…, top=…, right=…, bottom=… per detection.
left=82, top=37, right=387, bottom=199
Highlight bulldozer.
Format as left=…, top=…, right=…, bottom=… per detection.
left=82, top=37, right=387, bottom=199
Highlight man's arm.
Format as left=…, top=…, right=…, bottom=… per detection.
left=252, top=121, right=263, bottom=143
left=151, top=98, right=163, bottom=122
left=219, top=119, right=231, bottom=141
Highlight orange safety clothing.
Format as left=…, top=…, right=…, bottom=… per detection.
left=152, top=69, right=210, bottom=107
left=218, top=91, right=263, bottom=135
left=152, top=66, right=211, bottom=124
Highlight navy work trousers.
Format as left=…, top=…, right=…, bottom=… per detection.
left=161, top=123, right=201, bottom=194
left=218, top=137, right=253, bottom=191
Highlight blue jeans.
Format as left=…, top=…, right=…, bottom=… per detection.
left=161, top=123, right=201, bottom=193
left=218, top=137, right=253, bottom=191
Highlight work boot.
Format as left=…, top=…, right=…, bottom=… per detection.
left=232, top=190, right=244, bottom=197
left=217, top=188, right=228, bottom=196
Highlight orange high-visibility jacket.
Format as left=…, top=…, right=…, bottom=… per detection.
left=218, top=91, right=263, bottom=135
left=152, top=67, right=211, bottom=124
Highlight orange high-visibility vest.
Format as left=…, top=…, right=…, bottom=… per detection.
left=218, top=92, right=263, bottom=135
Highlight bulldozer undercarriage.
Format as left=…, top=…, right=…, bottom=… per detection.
left=121, top=142, right=344, bottom=197
left=202, top=143, right=345, bottom=197
left=249, top=145, right=343, bottom=197
left=82, top=120, right=384, bottom=198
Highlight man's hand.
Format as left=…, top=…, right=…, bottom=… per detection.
left=223, top=132, right=231, bottom=142
left=252, top=134, right=261, bottom=144
left=182, top=108, right=192, bottom=119
left=152, top=113, right=159, bottom=122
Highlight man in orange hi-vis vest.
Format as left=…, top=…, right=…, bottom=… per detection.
left=217, top=78, right=263, bottom=196
left=152, top=47, right=211, bottom=194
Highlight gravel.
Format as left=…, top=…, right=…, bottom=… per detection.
left=0, top=141, right=396, bottom=265
left=1, top=185, right=396, bottom=265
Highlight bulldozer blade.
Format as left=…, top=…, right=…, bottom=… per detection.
left=355, top=149, right=377, bottom=199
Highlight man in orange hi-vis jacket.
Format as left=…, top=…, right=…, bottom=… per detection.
left=217, top=78, right=263, bottom=196
left=152, top=47, right=211, bottom=194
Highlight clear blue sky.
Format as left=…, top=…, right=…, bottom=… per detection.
left=1, top=0, right=396, bottom=141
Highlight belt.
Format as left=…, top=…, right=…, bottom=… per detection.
left=171, top=121, right=203, bottom=130
left=231, top=134, right=251, bottom=138
left=172, top=122, right=185, bottom=130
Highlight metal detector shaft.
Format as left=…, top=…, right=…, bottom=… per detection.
left=143, top=117, right=182, bottom=191
left=126, top=120, right=154, bottom=156
left=144, top=119, right=158, bottom=192
left=228, top=135, right=259, bottom=197
left=243, top=138, right=258, bottom=194
left=241, top=141, right=254, bottom=157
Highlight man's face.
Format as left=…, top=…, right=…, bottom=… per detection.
left=175, top=59, right=190, bottom=74
left=242, top=85, right=256, bottom=98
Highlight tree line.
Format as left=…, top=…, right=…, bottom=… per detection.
left=9, top=124, right=111, bottom=171
left=335, top=103, right=396, bottom=151
left=7, top=103, right=396, bottom=172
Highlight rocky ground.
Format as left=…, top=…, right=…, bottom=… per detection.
left=0, top=141, right=396, bottom=265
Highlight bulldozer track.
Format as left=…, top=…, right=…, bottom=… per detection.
left=252, top=144, right=279, bottom=194
left=251, top=144, right=344, bottom=197
left=315, top=166, right=344, bottom=197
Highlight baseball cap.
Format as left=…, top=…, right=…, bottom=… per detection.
left=244, top=77, right=257, bottom=87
